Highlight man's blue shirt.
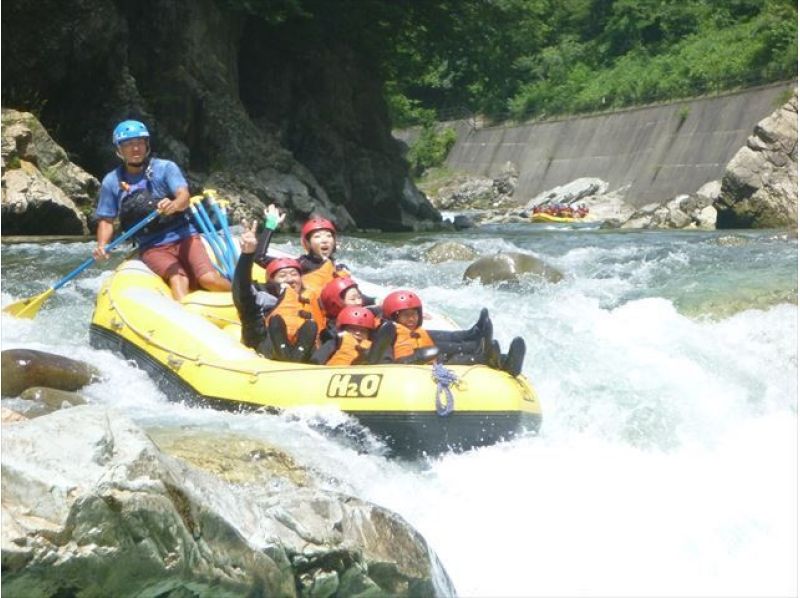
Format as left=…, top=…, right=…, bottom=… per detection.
left=96, top=158, right=197, bottom=248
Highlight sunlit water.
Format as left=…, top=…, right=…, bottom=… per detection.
left=1, top=224, right=797, bottom=597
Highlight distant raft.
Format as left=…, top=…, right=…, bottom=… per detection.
left=90, top=260, right=542, bottom=457
left=531, top=212, right=582, bottom=223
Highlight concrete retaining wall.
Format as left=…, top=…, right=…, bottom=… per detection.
left=444, top=82, right=796, bottom=207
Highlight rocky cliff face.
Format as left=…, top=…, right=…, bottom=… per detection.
left=714, top=89, right=798, bottom=229
left=1, top=0, right=440, bottom=233
left=1, top=109, right=98, bottom=235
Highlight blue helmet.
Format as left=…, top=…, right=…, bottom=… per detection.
left=112, top=120, right=150, bottom=146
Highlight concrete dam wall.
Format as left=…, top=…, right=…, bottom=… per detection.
left=443, top=82, right=796, bottom=207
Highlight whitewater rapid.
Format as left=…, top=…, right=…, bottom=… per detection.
left=1, top=226, right=797, bottom=596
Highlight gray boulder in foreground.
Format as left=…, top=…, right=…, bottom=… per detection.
left=1, top=406, right=454, bottom=597
left=464, top=252, right=564, bottom=285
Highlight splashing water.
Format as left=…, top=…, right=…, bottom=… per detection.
left=1, top=225, right=796, bottom=597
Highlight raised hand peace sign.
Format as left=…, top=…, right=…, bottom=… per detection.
left=239, top=219, right=259, bottom=254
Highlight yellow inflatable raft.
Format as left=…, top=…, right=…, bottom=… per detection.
left=531, top=212, right=582, bottom=223
left=90, top=260, right=542, bottom=456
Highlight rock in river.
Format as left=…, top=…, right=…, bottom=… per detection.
left=463, top=252, right=564, bottom=285
left=1, top=349, right=100, bottom=397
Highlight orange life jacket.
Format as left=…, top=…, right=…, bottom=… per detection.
left=266, top=286, right=326, bottom=343
left=302, top=259, right=352, bottom=295
left=326, top=332, right=371, bottom=366
left=393, top=323, right=435, bottom=361
left=301, top=260, right=332, bottom=295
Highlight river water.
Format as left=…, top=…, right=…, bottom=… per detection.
left=1, top=223, right=797, bottom=597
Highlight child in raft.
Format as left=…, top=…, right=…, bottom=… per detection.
left=317, top=305, right=395, bottom=366
left=310, top=277, right=394, bottom=364
left=380, top=290, right=527, bottom=376
left=318, top=275, right=367, bottom=342
left=233, top=212, right=324, bottom=362
left=253, top=204, right=351, bottom=295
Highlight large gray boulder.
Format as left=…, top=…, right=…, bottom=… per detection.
left=1, top=109, right=98, bottom=235
left=1, top=349, right=101, bottom=397
left=1, top=407, right=455, bottom=596
left=715, top=88, right=798, bottom=228
left=464, top=252, right=563, bottom=285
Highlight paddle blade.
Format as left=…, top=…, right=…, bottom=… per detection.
left=2, top=288, right=55, bottom=319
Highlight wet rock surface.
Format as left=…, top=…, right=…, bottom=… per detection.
left=715, top=88, right=798, bottom=229
left=1, top=348, right=100, bottom=397
left=1, top=109, right=97, bottom=235
left=463, top=252, right=564, bottom=285
left=1, top=407, right=455, bottom=596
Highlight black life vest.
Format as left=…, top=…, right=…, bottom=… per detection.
left=117, top=164, right=188, bottom=236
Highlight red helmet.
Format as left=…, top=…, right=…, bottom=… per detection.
left=266, top=257, right=302, bottom=279
left=301, top=217, right=336, bottom=251
left=382, top=290, right=423, bottom=320
left=320, top=276, right=359, bottom=317
left=336, top=305, right=376, bottom=330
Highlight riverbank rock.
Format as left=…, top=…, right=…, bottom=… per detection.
left=1, top=349, right=100, bottom=397
left=424, top=241, right=479, bottom=264
left=422, top=162, right=519, bottom=211
left=1, top=110, right=97, bottom=235
left=570, top=185, right=637, bottom=224
left=618, top=192, right=717, bottom=230
left=478, top=179, right=637, bottom=226
left=523, top=177, right=608, bottom=211
left=1, top=407, right=27, bottom=424
left=14, top=387, right=87, bottom=418
left=464, top=252, right=564, bottom=284
left=1, top=406, right=455, bottom=596
left=715, top=88, right=798, bottom=228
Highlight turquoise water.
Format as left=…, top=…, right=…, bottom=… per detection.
left=1, top=224, right=797, bottom=597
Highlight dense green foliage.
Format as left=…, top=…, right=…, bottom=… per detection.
left=224, top=0, right=795, bottom=126
left=406, top=122, right=457, bottom=176
left=384, top=0, right=797, bottom=125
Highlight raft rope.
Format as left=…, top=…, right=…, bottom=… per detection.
left=432, top=362, right=459, bottom=416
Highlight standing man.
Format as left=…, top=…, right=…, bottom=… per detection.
left=93, top=120, right=230, bottom=299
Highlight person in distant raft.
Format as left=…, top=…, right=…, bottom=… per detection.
left=93, top=120, right=230, bottom=300
left=252, top=206, right=350, bottom=295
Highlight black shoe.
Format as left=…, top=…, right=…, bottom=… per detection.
left=486, top=339, right=503, bottom=369
left=290, top=320, right=318, bottom=363
left=268, top=316, right=292, bottom=361
left=476, top=308, right=490, bottom=333
left=481, top=316, right=493, bottom=355
left=365, top=321, right=396, bottom=364
left=502, top=337, right=526, bottom=377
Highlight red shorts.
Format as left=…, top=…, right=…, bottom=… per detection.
left=140, top=235, right=216, bottom=289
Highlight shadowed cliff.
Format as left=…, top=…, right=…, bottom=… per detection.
left=1, top=0, right=441, bottom=232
